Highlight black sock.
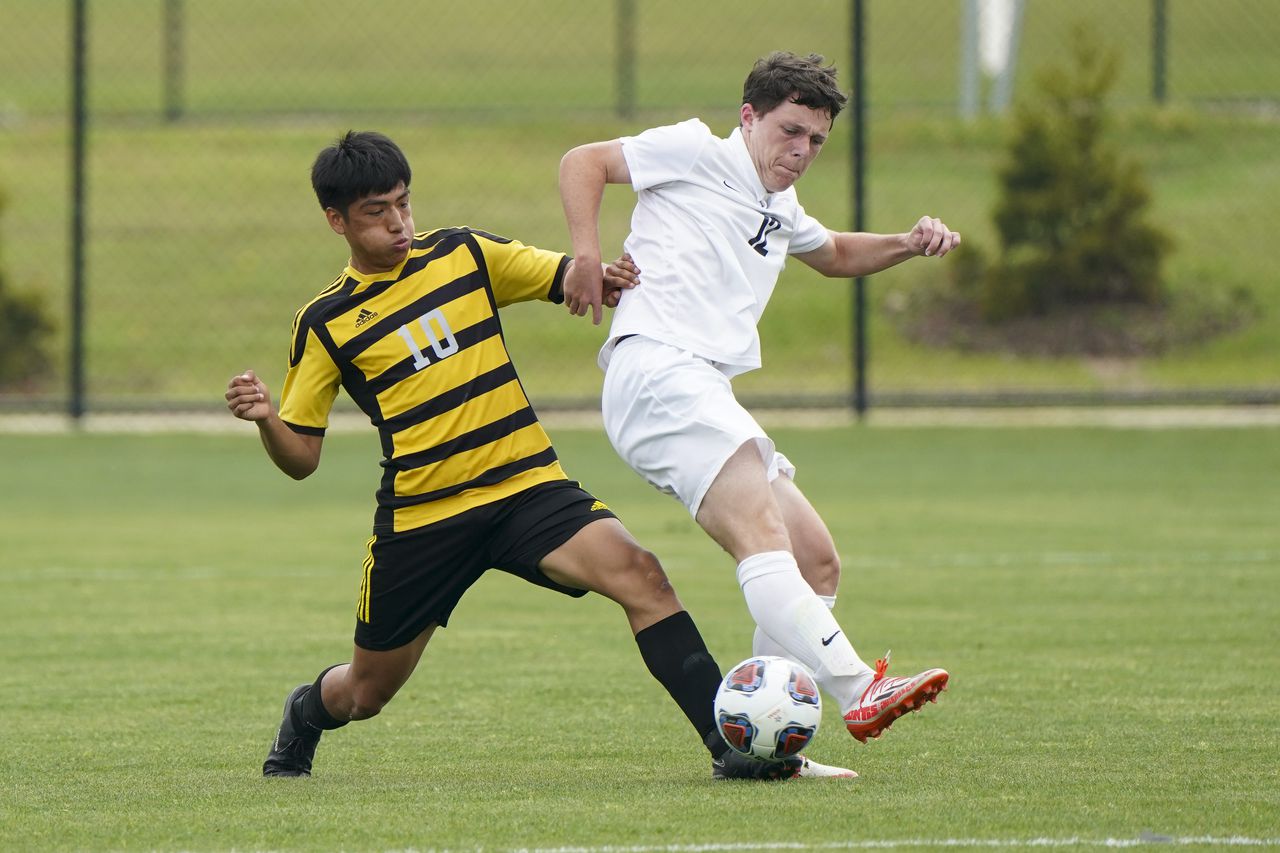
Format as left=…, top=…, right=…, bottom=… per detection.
left=294, top=664, right=349, bottom=733
left=634, top=611, right=728, bottom=758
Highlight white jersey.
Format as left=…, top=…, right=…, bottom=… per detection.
left=599, top=118, right=830, bottom=377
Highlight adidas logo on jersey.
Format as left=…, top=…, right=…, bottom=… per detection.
left=355, top=308, right=379, bottom=328
left=590, top=500, right=609, bottom=512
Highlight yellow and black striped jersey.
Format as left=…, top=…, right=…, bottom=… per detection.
left=277, top=227, right=571, bottom=533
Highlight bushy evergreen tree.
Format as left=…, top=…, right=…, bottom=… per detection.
left=977, top=25, right=1172, bottom=321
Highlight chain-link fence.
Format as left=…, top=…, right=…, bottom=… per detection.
left=1, top=0, right=1278, bottom=420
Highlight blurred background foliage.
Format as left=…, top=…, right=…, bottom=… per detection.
left=1, top=0, right=1277, bottom=413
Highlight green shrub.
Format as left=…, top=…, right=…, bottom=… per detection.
left=978, top=25, right=1172, bottom=322
left=0, top=189, right=56, bottom=390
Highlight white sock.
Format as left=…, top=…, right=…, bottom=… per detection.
left=752, top=594, right=837, bottom=660
left=738, top=552, right=873, bottom=711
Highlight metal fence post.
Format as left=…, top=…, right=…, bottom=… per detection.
left=959, top=0, right=980, bottom=120
left=1153, top=0, right=1168, bottom=104
left=851, top=0, right=868, bottom=418
left=164, top=0, right=185, bottom=121
left=616, top=0, right=635, bottom=119
left=70, top=0, right=88, bottom=422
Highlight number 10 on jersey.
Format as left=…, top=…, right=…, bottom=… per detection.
left=397, top=308, right=459, bottom=371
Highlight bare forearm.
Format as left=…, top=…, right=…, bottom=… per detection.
left=559, top=147, right=607, bottom=264
left=799, top=217, right=961, bottom=278
left=828, top=232, right=915, bottom=277
left=256, top=413, right=320, bottom=480
left=226, top=369, right=322, bottom=478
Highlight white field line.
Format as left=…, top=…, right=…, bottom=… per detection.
left=154, top=836, right=1280, bottom=853
left=375, top=837, right=1280, bottom=853
left=838, top=549, right=1279, bottom=571
left=513, top=839, right=1280, bottom=852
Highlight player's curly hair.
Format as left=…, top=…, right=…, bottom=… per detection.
left=742, top=52, right=848, bottom=121
left=311, top=130, right=412, bottom=218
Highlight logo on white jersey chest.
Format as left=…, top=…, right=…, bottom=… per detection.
left=747, top=214, right=784, bottom=257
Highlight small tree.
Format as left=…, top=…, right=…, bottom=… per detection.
left=977, top=25, right=1172, bottom=321
left=0, top=189, right=57, bottom=390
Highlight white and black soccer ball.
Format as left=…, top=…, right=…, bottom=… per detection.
left=714, top=656, right=822, bottom=761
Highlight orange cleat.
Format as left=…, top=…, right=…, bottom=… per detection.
left=843, top=652, right=948, bottom=743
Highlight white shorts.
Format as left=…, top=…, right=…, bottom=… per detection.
left=601, top=336, right=795, bottom=516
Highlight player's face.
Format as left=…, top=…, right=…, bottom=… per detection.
left=741, top=100, right=832, bottom=193
left=326, top=182, right=415, bottom=274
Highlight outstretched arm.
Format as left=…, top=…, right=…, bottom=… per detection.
left=225, top=370, right=323, bottom=480
left=795, top=215, right=961, bottom=278
left=559, top=140, right=633, bottom=325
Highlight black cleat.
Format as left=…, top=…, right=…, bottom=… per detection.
left=262, top=684, right=321, bottom=777
left=711, top=749, right=803, bottom=781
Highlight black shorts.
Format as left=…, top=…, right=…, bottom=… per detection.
left=353, top=479, right=618, bottom=651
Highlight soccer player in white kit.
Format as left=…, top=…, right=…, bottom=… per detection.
left=559, top=52, right=961, bottom=750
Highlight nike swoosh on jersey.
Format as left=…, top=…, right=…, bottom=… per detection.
left=821, top=631, right=841, bottom=646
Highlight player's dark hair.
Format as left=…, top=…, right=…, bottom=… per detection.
left=741, top=51, right=847, bottom=121
left=310, top=130, right=412, bottom=218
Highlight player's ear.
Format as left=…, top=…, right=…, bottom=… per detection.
left=324, top=207, right=347, bottom=236
left=740, top=103, right=755, bottom=129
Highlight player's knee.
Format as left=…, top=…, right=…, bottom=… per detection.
left=614, top=543, right=677, bottom=603
left=699, top=498, right=791, bottom=558
left=802, top=548, right=841, bottom=595
left=628, top=544, right=672, bottom=589
left=640, top=548, right=677, bottom=598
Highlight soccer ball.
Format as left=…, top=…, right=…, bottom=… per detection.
left=714, top=656, right=822, bottom=761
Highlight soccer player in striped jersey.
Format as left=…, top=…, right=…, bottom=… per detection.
left=559, top=53, right=959, bottom=749
left=225, top=131, right=853, bottom=781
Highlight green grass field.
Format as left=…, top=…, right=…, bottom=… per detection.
left=1, top=425, right=1277, bottom=850
left=1, top=0, right=1279, bottom=405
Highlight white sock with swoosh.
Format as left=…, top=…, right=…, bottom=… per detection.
left=738, top=551, right=874, bottom=712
